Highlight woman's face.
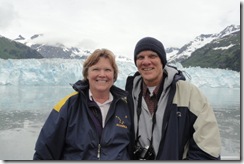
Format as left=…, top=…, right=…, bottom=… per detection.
left=87, top=57, right=114, bottom=94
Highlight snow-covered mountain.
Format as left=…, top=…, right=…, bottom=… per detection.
left=14, top=34, right=133, bottom=62
left=167, top=24, right=240, bottom=63
left=14, top=34, right=92, bottom=59
left=13, top=24, right=239, bottom=63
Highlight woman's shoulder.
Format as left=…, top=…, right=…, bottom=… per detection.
left=53, top=91, right=79, bottom=112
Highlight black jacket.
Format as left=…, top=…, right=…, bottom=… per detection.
left=126, top=65, right=221, bottom=160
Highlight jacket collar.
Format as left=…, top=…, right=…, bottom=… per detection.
left=132, top=65, right=185, bottom=96
left=71, top=80, right=128, bottom=100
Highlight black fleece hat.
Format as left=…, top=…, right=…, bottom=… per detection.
left=134, top=37, right=167, bottom=67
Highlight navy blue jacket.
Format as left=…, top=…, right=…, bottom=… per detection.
left=34, top=80, right=134, bottom=160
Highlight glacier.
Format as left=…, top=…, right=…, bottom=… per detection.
left=0, top=58, right=240, bottom=160
left=0, top=58, right=240, bottom=89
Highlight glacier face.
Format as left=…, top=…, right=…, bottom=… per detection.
left=0, top=59, right=240, bottom=88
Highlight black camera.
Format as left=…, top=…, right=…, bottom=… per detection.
left=133, top=145, right=155, bottom=160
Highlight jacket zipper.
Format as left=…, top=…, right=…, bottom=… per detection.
left=97, top=143, right=101, bottom=159
left=96, top=97, right=121, bottom=160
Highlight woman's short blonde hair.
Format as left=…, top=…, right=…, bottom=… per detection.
left=82, top=48, right=118, bottom=82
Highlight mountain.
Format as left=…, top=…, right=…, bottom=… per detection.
left=181, top=30, right=240, bottom=72
left=167, top=24, right=240, bottom=63
left=0, top=35, right=43, bottom=59
left=14, top=34, right=91, bottom=59
left=167, top=24, right=240, bottom=72
left=1, top=24, right=240, bottom=71
left=13, top=34, right=134, bottom=62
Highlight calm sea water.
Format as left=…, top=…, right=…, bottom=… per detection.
left=0, top=86, right=240, bottom=160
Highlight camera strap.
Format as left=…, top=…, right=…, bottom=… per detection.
left=136, top=76, right=165, bottom=147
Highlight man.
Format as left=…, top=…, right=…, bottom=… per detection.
left=125, top=37, right=221, bottom=160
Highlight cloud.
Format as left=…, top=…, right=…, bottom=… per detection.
left=0, top=0, right=240, bottom=59
left=0, top=2, right=18, bottom=30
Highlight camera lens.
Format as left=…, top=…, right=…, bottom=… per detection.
left=133, top=145, right=155, bottom=160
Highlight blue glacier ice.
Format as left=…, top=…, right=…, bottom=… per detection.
left=0, top=58, right=240, bottom=88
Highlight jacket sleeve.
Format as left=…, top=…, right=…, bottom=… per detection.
left=175, top=81, right=221, bottom=160
left=188, top=84, right=221, bottom=159
left=33, top=99, right=70, bottom=160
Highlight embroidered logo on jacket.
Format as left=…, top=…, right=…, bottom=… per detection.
left=121, top=97, right=127, bottom=103
left=115, top=115, right=128, bottom=129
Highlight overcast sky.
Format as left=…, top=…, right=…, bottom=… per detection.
left=0, top=0, right=240, bottom=59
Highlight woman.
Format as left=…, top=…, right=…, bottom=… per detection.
left=33, top=48, right=134, bottom=160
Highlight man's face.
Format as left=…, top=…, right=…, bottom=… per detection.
left=136, top=50, right=163, bottom=86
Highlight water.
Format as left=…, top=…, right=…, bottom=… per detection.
left=199, top=87, right=240, bottom=160
left=0, top=86, right=240, bottom=160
